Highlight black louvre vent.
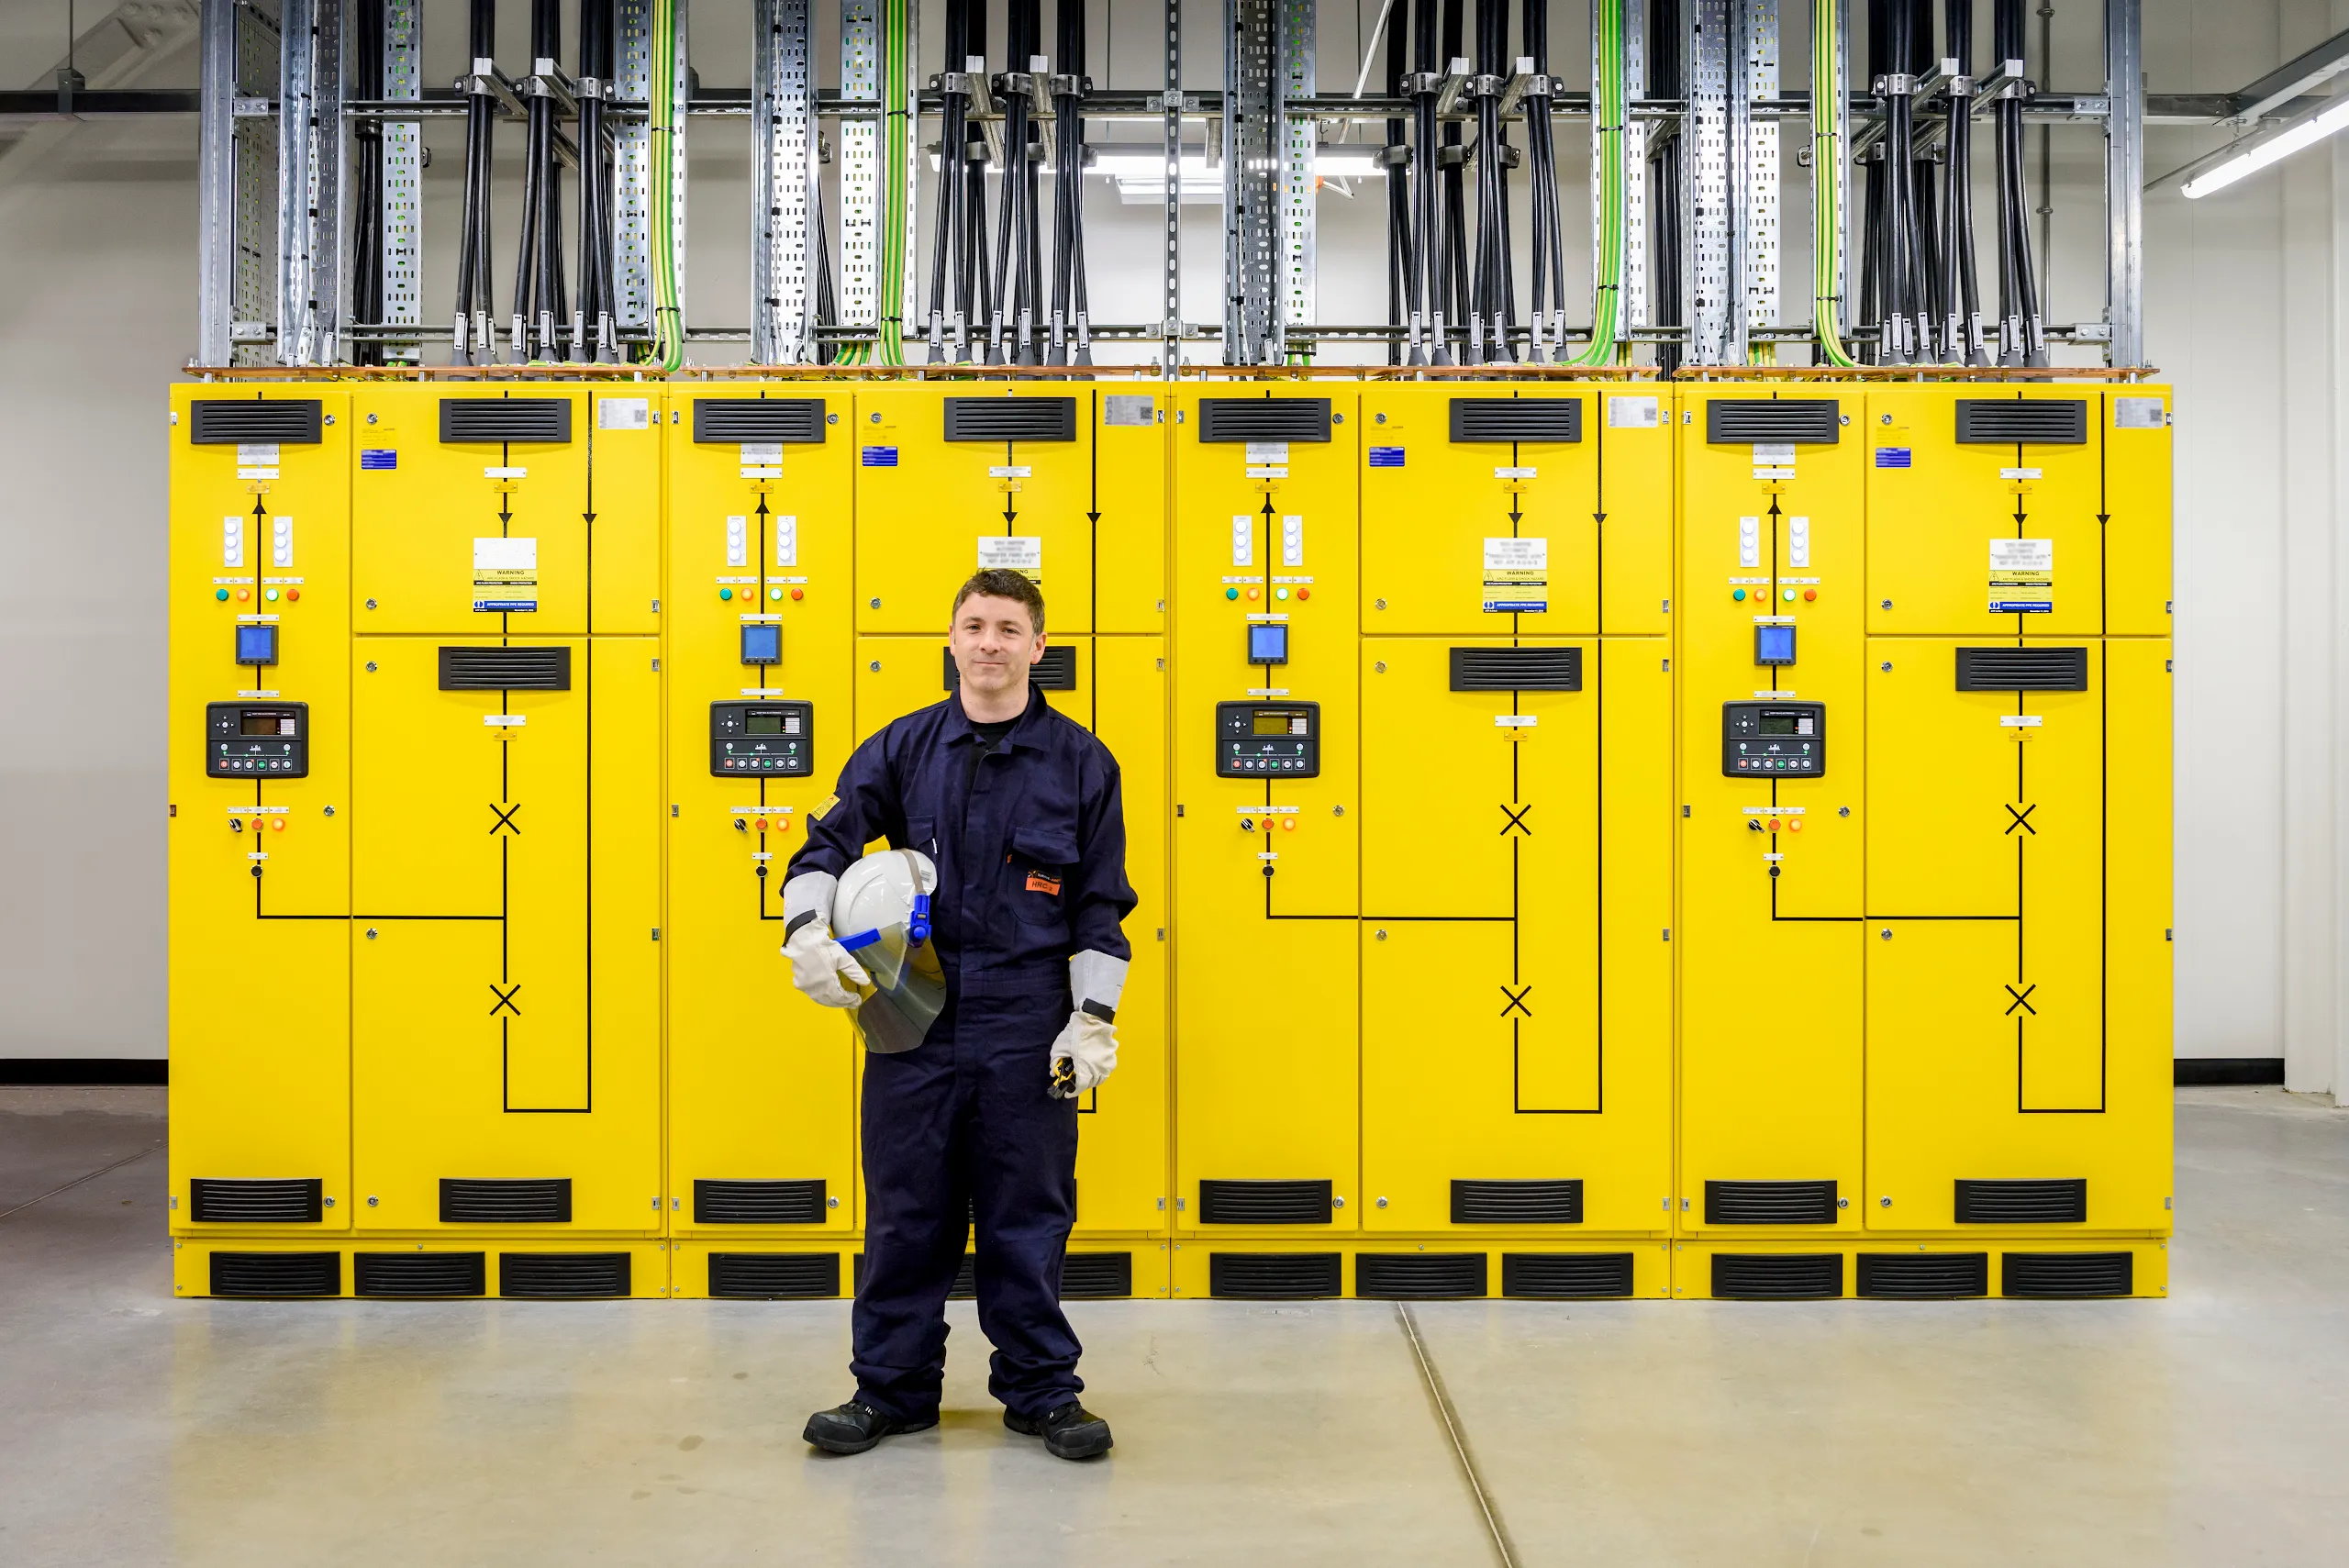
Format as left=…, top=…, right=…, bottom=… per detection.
left=1706, top=399, right=1842, bottom=445
left=1857, top=1252, right=1989, bottom=1299
left=1452, top=1179, right=1583, bottom=1225
left=1061, top=1252, right=1136, bottom=1299
left=1502, top=1252, right=1636, bottom=1298
left=355, top=1251, right=488, bottom=1297
left=943, top=642, right=1077, bottom=691
left=709, top=1252, right=841, bottom=1299
left=1705, top=1180, right=1839, bottom=1226
left=943, top=396, right=1078, bottom=442
left=190, top=399, right=323, bottom=445
left=1199, top=1179, right=1333, bottom=1225
left=694, top=1178, right=827, bottom=1225
left=189, top=1177, right=322, bottom=1224
left=1955, top=399, right=2088, bottom=445
left=209, top=1251, right=340, bottom=1298
left=440, top=397, right=573, bottom=444
left=1954, top=647, right=2088, bottom=692
left=1450, top=397, right=1583, bottom=443
left=1198, top=397, right=1333, bottom=443
left=1955, top=1178, right=2087, bottom=1225
left=1450, top=646, right=1583, bottom=693
left=499, top=1252, right=631, bottom=1298
left=440, top=1178, right=572, bottom=1225
left=2002, top=1251, right=2133, bottom=1298
left=1356, top=1253, right=1489, bottom=1299
left=694, top=397, right=827, bottom=443
left=1208, top=1252, right=1342, bottom=1299
left=439, top=646, right=573, bottom=691
left=1711, top=1253, right=1844, bottom=1299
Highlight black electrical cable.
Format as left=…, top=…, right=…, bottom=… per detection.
left=1440, top=0, right=1468, bottom=361
left=1469, top=0, right=1501, bottom=362
left=579, top=0, right=618, bottom=361
left=1944, top=0, right=1985, bottom=361
left=1647, top=0, right=1680, bottom=375
left=453, top=0, right=497, bottom=364
left=1992, top=0, right=2043, bottom=363
left=1407, top=0, right=1441, bottom=363
left=1907, top=0, right=1939, bottom=361
left=927, top=0, right=966, bottom=360
left=1052, top=0, right=1090, bottom=365
left=1881, top=0, right=1914, bottom=362
left=1385, top=1, right=1408, bottom=366
left=349, top=0, right=384, bottom=366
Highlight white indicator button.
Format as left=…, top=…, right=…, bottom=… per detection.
left=726, top=515, right=748, bottom=568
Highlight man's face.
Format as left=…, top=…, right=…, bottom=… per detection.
left=948, top=594, right=1044, bottom=700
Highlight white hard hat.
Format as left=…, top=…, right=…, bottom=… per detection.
left=832, top=847, right=938, bottom=949
left=832, top=848, right=944, bottom=1053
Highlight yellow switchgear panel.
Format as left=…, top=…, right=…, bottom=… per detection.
left=1675, top=388, right=1869, bottom=1240
left=168, top=388, right=354, bottom=1236
left=1170, top=387, right=1363, bottom=1240
left=662, top=391, right=860, bottom=1282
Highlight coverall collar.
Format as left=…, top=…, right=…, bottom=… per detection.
left=946, top=680, right=1050, bottom=751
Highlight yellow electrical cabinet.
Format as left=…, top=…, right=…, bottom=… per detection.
left=1170, top=387, right=1362, bottom=1240
left=662, top=391, right=860, bottom=1279
left=168, top=387, right=354, bottom=1237
left=1675, top=388, right=1868, bottom=1239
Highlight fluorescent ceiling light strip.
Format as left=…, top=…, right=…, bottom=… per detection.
left=2183, top=98, right=2349, bottom=197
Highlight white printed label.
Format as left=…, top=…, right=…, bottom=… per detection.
left=1104, top=395, right=1156, bottom=427
left=1494, top=466, right=1537, bottom=480
left=484, top=466, right=527, bottom=479
left=1741, top=806, right=1806, bottom=816
left=1247, top=467, right=1289, bottom=480
left=237, top=443, right=281, bottom=466
left=1752, top=443, right=1796, bottom=463
left=1753, top=689, right=1797, bottom=699
left=2000, top=467, right=2043, bottom=481
left=1245, top=440, right=1290, bottom=464
left=2000, top=715, right=2045, bottom=728
left=1608, top=395, right=1660, bottom=428
left=1231, top=515, right=1254, bottom=567
left=1495, top=715, right=1538, bottom=728
left=2114, top=397, right=2165, bottom=429
left=977, top=536, right=1042, bottom=580
left=598, top=397, right=650, bottom=430
left=987, top=465, right=1033, bottom=479
left=1989, top=538, right=2054, bottom=614
left=473, top=536, right=540, bottom=612
left=1482, top=537, right=1550, bottom=614
left=484, top=715, right=527, bottom=728
left=740, top=442, right=784, bottom=463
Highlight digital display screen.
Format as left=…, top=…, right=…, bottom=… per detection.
left=1758, top=710, right=1815, bottom=737
left=1248, top=623, right=1290, bottom=665
left=239, top=710, right=295, bottom=737
left=234, top=625, right=279, bottom=666
left=1252, top=709, right=1305, bottom=737
left=740, top=623, right=782, bottom=665
left=1754, top=624, right=1796, bottom=666
left=744, top=710, right=790, bottom=737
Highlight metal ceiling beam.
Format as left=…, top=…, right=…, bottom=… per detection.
left=2225, top=25, right=2349, bottom=126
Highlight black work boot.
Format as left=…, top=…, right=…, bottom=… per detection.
left=1004, top=1400, right=1113, bottom=1460
left=803, top=1400, right=937, bottom=1455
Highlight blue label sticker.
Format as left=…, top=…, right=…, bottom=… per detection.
left=862, top=446, right=898, bottom=467
left=1988, top=600, right=2053, bottom=614
left=1368, top=446, right=1406, bottom=468
left=360, top=449, right=397, bottom=470
left=473, top=600, right=538, bottom=613
left=1875, top=447, right=1911, bottom=468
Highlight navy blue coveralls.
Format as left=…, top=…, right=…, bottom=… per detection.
left=786, top=682, right=1134, bottom=1421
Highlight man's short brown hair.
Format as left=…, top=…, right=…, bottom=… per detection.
left=952, top=569, right=1046, bottom=636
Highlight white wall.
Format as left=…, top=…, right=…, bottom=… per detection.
left=0, top=0, right=2331, bottom=1084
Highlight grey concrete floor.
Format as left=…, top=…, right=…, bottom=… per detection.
left=1, top=1086, right=2344, bottom=1567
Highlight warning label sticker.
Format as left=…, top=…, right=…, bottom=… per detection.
left=473, top=536, right=539, bottom=613
left=978, top=535, right=1043, bottom=582
left=1483, top=537, right=1549, bottom=614
left=1989, top=538, right=2053, bottom=614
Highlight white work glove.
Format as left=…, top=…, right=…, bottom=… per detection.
left=1050, top=1010, right=1119, bottom=1098
left=782, top=872, right=868, bottom=1010
left=1051, top=950, right=1130, bottom=1098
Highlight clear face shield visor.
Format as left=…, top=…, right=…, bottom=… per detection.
left=833, top=848, right=946, bottom=1053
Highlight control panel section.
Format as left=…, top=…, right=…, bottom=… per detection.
left=1721, top=701, right=1825, bottom=777
left=1217, top=701, right=1320, bottom=778
left=709, top=700, right=814, bottom=776
left=206, top=702, right=310, bottom=778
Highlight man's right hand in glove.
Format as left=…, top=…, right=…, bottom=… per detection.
left=782, top=871, right=868, bottom=1009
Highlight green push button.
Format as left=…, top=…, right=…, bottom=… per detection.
left=215, top=588, right=229, bottom=602
left=1225, top=587, right=1240, bottom=601
left=264, top=588, right=279, bottom=603
left=1732, top=588, right=1746, bottom=602
left=1783, top=588, right=1797, bottom=603
left=1275, top=587, right=1289, bottom=601
left=719, top=587, right=733, bottom=601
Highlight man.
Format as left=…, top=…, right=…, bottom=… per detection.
left=782, top=568, right=1133, bottom=1461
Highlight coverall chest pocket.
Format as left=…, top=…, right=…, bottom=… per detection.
left=898, top=816, right=938, bottom=859
left=1007, top=820, right=1079, bottom=946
